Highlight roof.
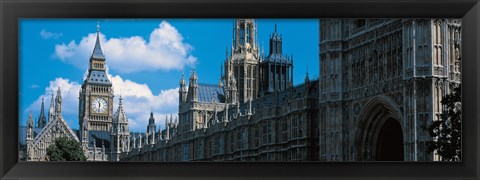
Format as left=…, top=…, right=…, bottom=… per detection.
left=86, top=70, right=111, bottom=85
left=264, top=54, right=292, bottom=64
left=89, top=131, right=111, bottom=148
left=271, top=32, right=281, bottom=41
left=91, top=33, right=105, bottom=60
left=198, top=83, right=225, bottom=103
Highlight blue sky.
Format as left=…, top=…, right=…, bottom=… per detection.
left=19, top=19, right=319, bottom=132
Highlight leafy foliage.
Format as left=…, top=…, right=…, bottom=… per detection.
left=46, top=136, right=87, bottom=161
left=428, top=85, right=461, bottom=161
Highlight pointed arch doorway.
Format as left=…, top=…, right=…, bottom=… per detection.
left=355, top=96, right=404, bottom=161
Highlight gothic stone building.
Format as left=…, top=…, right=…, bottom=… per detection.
left=319, top=19, right=461, bottom=161
left=121, top=18, right=461, bottom=162
left=121, top=19, right=320, bottom=161
left=23, top=19, right=461, bottom=162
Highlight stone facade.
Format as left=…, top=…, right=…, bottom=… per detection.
left=25, top=88, right=108, bottom=161
left=120, top=19, right=320, bottom=161
left=319, top=19, right=461, bottom=161
left=22, top=19, right=461, bottom=162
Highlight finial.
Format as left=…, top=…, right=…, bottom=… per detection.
left=261, top=41, right=264, bottom=58
left=97, top=21, right=100, bottom=32
left=220, top=63, right=223, bottom=78
left=306, top=65, right=309, bottom=76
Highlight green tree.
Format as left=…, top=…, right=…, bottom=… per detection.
left=46, top=136, right=87, bottom=161
left=428, top=85, right=461, bottom=161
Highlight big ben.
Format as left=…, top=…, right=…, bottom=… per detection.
left=79, top=23, right=114, bottom=148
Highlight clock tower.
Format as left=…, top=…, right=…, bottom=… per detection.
left=79, top=23, right=114, bottom=149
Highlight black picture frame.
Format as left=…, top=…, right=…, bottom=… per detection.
left=1, top=0, right=479, bottom=179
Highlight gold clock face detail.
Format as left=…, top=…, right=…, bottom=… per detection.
left=92, top=97, right=107, bottom=113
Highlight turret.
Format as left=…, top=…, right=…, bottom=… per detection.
left=146, top=111, right=156, bottom=144
left=132, top=136, right=136, bottom=149
left=26, top=111, right=34, bottom=141
left=260, top=24, right=293, bottom=95
left=81, top=117, right=89, bottom=150
left=37, top=97, right=47, bottom=128
left=138, top=135, right=142, bottom=149
left=269, top=24, right=283, bottom=55
left=224, top=74, right=238, bottom=104
left=188, top=70, right=199, bottom=102
left=232, top=19, right=258, bottom=52
left=165, top=115, right=170, bottom=140
left=305, top=69, right=310, bottom=95
left=179, top=72, right=187, bottom=105
left=26, top=111, right=34, bottom=160
left=219, top=63, right=224, bottom=87
left=48, top=93, right=55, bottom=121
left=111, top=95, right=130, bottom=161
left=225, top=19, right=261, bottom=103
left=55, top=87, right=62, bottom=115
left=157, top=125, right=163, bottom=141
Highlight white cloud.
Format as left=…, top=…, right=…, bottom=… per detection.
left=26, top=77, right=82, bottom=119
left=25, top=74, right=179, bottom=132
left=109, top=73, right=179, bottom=131
left=40, top=29, right=63, bottom=39
left=53, top=21, right=197, bottom=73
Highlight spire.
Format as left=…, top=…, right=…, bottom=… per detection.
left=226, top=46, right=229, bottom=59
left=146, top=110, right=156, bottom=139
left=55, top=87, right=62, bottom=115
left=165, top=115, right=170, bottom=140
left=91, top=21, right=105, bottom=60
left=119, top=95, right=123, bottom=107
left=27, top=111, right=34, bottom=140
left=158, top=124, right=163, bottom=141
left=149, top=111, right=155, bottom=125
left=179, top=71, right=187, bottom=105
left=37, top=97, right=47, bottom=128
left=165, top=115, right=168, bottom=127
left=48, top=93, right=54, bottom=118
left=269, top=24, right=282, bottom=55
left=132, top=136, right=136, bottom=149
left=191, top=68, right=197, bottom=81
left=219, top=63, right=224, bottom=86
left=305, top=65, right=310, bottom=81
left=180, top=71, right=186, bottom=86
left=305, top=65, right=310, bottom=94
left=27, top=111, right=34, bottom=128
left=213, top=96, right=217, bottom=122
left=114, top=95, right=128, bottom=123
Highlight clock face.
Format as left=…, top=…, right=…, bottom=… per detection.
left=92, top=97, right=107, bottom=113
